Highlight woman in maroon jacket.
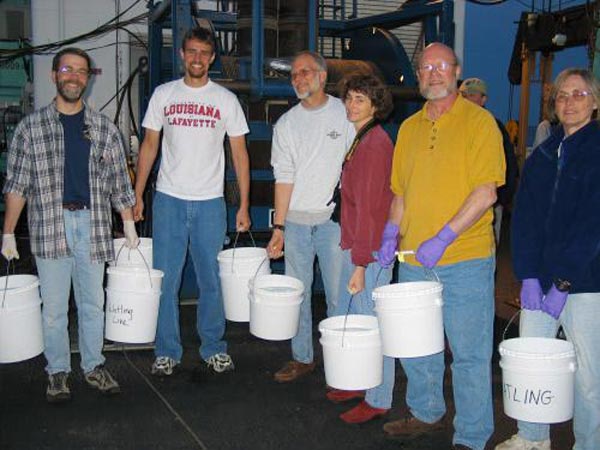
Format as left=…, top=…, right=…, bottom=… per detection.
left=326, top=73, right=395, bottom=424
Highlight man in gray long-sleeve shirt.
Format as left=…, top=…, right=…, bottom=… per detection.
left=267, top=50, right=353, bottom=383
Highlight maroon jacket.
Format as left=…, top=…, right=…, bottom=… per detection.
left=340, top=125, right=394, bottom=266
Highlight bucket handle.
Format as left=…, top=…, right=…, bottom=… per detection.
left=229, top=230, right=258, bottom=273
left=424, top=267, right=441, bottom=283
left=248, top=256, right=271, bottom=301
left=115, top=242, right=153, bottom=290
left=502, top=309, right=522, bottom=342
left=1, top=260, right=11, bottom=309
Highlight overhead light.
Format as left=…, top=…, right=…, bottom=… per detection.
left=552, top=33, right=567, bottom=46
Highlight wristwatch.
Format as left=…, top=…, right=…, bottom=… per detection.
left=554, top=278, right=572, bottom=292
left=272, top=224, right=285, bottom=232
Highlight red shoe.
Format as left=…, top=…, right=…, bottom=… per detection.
left=326, top=388, right=365, bottom=403
left=339, top=401, right=389, bottom=424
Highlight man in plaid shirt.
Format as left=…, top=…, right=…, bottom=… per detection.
left=1, top=47, right=139, bottom=403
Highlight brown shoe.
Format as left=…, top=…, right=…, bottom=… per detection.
left=274, top=360, right=316, bottom=383
left=383, top=411, right=444, bottom=437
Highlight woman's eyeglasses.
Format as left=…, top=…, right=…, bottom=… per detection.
left=555, top=90, right=592, bottom=103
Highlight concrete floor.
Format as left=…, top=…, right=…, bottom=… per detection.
left=0, top=220, right=575, bottom=450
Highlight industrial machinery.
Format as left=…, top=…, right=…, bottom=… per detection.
left=138, top=0, right=455, bottom=295
left=139, top=0, right=455, bottom=235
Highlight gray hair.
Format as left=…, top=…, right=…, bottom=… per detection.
left=547, top=68, right=600, bottom=123
left=293, top=51, right=327, bottom=72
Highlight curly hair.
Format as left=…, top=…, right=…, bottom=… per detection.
left=338, top=73, right=393, bottom=121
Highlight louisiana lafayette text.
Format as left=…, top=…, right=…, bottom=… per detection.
left=164, top=103, right=221, bottom=128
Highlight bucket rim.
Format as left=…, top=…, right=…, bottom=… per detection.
left=106, top=266, right=164, bottom=277
left=318, top=315, right=379, bottom=336
left=217, top=247, right=268, bottom=260
left=499, top=338, right=576, bottom=360
left=372, top=281, right=442, bottom=299
left=0, top=274, right=40, bottom=294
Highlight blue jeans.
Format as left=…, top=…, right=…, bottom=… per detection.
left=284, top=219, right=343, bottom=363
left=36, top=210, right=106, bottom=374
left=517, top=295, right=600, bottom=450
left=397, top=257, right=495, bottom=450
left=335, top=249, right=394, bottom=408
left=153, top=191, right=227, bottom=361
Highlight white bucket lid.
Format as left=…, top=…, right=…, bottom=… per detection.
left=372, top=281, right=443, bottom=299
left=499, top=337, right=576, bottom=360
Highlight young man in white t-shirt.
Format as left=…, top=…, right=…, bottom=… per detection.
left=134, top=28, right=250, bottom=376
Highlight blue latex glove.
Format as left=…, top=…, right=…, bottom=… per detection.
left=520, top=278, right=543, bottom=311
left=375, top=222, right=399, bottom=269
left=541, top=285, right=569, bottom=320
left=415, top=224, right=457, bottom=269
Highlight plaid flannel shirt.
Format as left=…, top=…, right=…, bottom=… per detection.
left=3, top=101, right=135, bottom=263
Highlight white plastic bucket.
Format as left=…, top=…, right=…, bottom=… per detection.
left=218, top=248, right=270, bottom=322
left=106, top=266, right=164, bottom=293
left=249, top=274, right=304, bottom=341
left=373, top=281, right=444, bottom=358
left=319, top=315, right=383, bottom=390
left=0, top=275, right=44, bottom=363
left=104, top=264, right=163, bottom=344
left=499, top=337, right=577, bottom=423
left=111, top=237, right=153, bottom=268
left=105, top=287, right=161, bottom=344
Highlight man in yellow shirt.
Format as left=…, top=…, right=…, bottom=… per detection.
left=376, top=43, right=505, bottom=450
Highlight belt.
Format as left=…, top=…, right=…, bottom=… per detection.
left=63, top=202, right=89, bottom=211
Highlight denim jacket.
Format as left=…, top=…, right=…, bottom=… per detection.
left=511, top=120, right=600, bottom=294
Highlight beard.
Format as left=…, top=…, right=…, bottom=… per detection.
left=186, top=63, right=207, bottom=80
left=293, top=77, right=321, bottom=100
left=57, top=79, right=86, bottom=103
left=420, top=82, right=457, bottom=101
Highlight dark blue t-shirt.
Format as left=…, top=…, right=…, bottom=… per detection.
left=60, top=109, right=91, bottom=206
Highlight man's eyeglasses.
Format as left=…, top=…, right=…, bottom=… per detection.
left=418, top=61, right=456, bottom=74
left=290, top=68, right=319, bottom=80
left=555, top=90, right=592, bottom=104
left=57, top=66, right=91, bottom=77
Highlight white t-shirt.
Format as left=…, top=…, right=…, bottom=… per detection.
left=271, top=95, right=354, bottom=220
left=142, top=79, right=249, bottom=200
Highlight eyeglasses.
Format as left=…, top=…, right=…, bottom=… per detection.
left=418, top=61, right=456, bottom=74
left=290, top=68, right=319, bottom=80
left=57, top=66, right=90, bottom=77
left=555, top=90, right=592, bottom=103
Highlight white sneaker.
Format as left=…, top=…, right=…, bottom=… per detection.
left=151, top=356, right=178, bottom=376
left=495, top=434, right=551, bottom=450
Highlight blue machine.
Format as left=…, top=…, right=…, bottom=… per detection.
left=139, top=0, right=455, bottom=297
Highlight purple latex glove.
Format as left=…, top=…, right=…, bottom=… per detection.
left=541, top=285, right=569, bottom=320
left=416, top=224, right=457, bottom=269
left=375, top=222, right=399, bottom=269
left=520, top=278, right=543, bottom=311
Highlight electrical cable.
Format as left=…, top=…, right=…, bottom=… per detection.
left=465, top=0, right=509, bottom=4
left=121, top=350, right=209, bottom=450
left=0, top=10, right=149, bottom=64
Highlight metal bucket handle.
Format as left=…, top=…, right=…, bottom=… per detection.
left=115, top=242, right=153, bottom=290
left=502, top=309, right=522, bottom=342
left=1, top=259, right=11, bottom=309
left=230, top=230, right=258, bottom=273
